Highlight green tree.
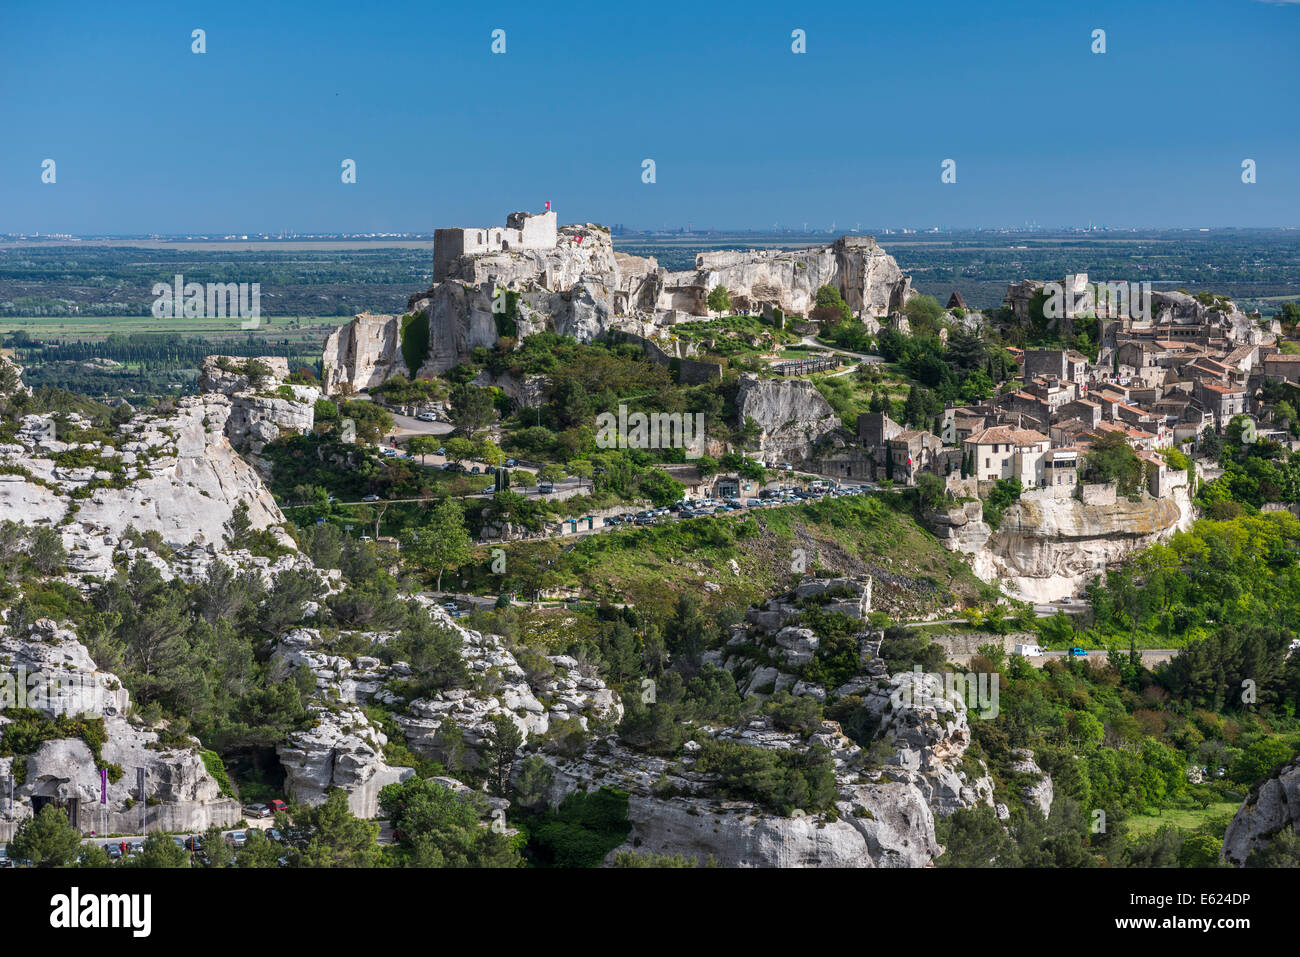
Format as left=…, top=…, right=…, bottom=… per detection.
left=484, top=713, right=524, bottom=797
left=286, top=789, right=381, bottom=868
left=706, top=285, right=732, bottom=314
left=406, top=435, right=441, bottom=464
left=379, top=777, right=521, bottom=868
left=9, top=804, right=83, bottom=867
left=402, top=498, right=473, bottom=592
left=125, top=832, right=190, bottom=868
left=449, top=384, right=497, bottom=436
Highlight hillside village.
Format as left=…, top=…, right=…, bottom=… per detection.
left=0, top=214, right=1298, bottom=873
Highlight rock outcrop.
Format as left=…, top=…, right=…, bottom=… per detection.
left=0, top=618, right=241, bottom=840
left=934, top=484, right=1194, bottom=603
left=321, top=312, right=405, bottom=394
left=0, top=396, right=287, bottom=579
left=735, top=373, right=839, bottom=464
left=1223, top=757, right=1300, bottom=866
left=265, top=606, right=623, bottom=815
left=277, top=703, right=415, bottom=818
left=661, top=236, right=912, bottom=319
left=529, top=729, right=940, bottom=868
left=862, top=670, right=996, bottom=817
left=198, top=355, right=318, bottom=460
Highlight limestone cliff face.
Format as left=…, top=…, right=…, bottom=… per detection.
left=934, top=485, right=1194, bottom=603
left=0, top=396, right=286, bottom=578
left=664, top=236, right=912, bottom=318
left=1223, top=758, right=1300, bottom=866
left=735, top=373, right=839, bottom=464
left=198, top=355, right=317, bottom=461
left=321, top=312, right=404, bottom=393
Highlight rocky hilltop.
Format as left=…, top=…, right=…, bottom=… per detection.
left=321, top=211, right=914, bottom=392
left=663, top=236, right=912, bottom=319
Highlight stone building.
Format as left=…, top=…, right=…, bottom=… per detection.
left=963, top=426, right=1050, bottom=485
left=433, top=210, right=559, bottom=281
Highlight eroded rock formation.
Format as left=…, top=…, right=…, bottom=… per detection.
left=1223, top=757, right=1300, bottom=866
left=735, top=373, right=839, bottom=464
left=0, top=618, right=241, bottom=840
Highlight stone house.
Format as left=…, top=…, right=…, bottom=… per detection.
left=963, top=426, right=1050, bottom=485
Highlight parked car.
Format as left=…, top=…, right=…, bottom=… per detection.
left=268, top=829, right=284, bottom=843
left=264, top=799, right=289, bottom=814
left=104, top=843, right=122, bottom=860
left=361, top=494, right=381, bottom=502
left=505, top=458, right=518, bottom=467
left=226, top=831, right=249, bottom=847
left=184, top=836, right=203, bottom=851
left=416, top=412, right=439, bottom=422
left=244, top=803, right=271, bottom=819
left=1068, top=647, right=1089, bottom=657
left=537, top=482, right=554, bottom=494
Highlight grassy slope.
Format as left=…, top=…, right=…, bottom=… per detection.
left=481, top=494, right=984, bottom=621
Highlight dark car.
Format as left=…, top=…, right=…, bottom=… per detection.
left=184, top=836, right=203, bottom=852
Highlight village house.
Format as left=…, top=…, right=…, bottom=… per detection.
left=963, top=425, right=1051, bottom=485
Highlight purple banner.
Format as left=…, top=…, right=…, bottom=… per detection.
left=100, top=767, right=107, bottom=804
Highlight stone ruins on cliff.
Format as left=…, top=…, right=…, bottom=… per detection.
left=321, top=209, right=915, bottom=392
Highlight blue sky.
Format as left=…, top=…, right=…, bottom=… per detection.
left=1, top=0, right=1296, bottom=233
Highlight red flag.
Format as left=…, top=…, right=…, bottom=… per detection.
left=544, top=200, right=550, bottom=211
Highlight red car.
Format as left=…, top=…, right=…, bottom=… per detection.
left=265, top=799, right=288, bottom=814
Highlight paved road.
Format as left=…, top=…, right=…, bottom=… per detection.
left=948, top=649, right=1179, bottom=668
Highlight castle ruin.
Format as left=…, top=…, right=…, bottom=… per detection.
left=432, top=210, right=558, bottom=281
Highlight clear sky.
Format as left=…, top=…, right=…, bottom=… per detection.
left=1, top=0, right=1297, bottom=234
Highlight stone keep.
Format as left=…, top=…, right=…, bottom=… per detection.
left=433, top=210, right=558, bottom=282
